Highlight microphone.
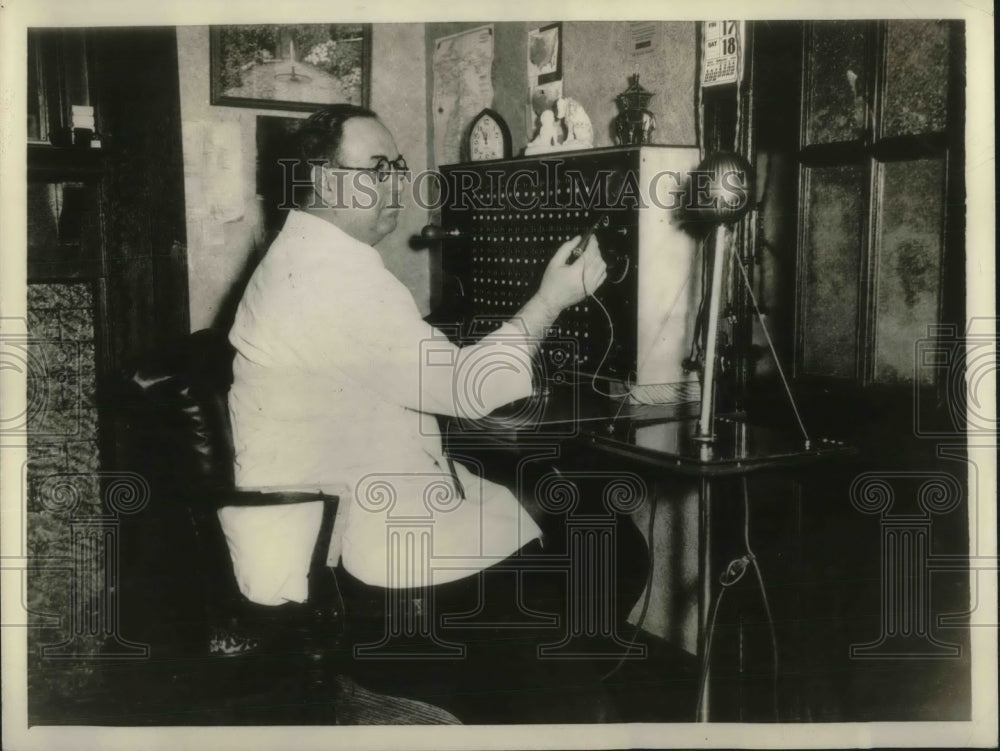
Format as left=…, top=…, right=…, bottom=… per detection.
left=421, top=225, right=461, bottom=240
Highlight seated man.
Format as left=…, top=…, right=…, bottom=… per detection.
left=221, top=104, right=641, bottom=722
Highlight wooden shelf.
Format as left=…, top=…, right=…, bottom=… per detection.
left=28, top=143, right=104, bottom=182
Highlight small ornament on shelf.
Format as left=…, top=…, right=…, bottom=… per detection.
left=555, top=97, right=594, bottom=149
left=614, top=74, right=656, bottom=146
left=524, top=95, right=594, bottom=155
left=525, top=110, right=562, bottom=153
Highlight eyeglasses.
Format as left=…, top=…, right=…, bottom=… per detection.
left=333, top=155, right=410, bottom=183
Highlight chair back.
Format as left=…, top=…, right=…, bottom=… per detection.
left=130, top=328, right=236, bottom=496
left=124, top=329, right=245, bottom=649
left=125, top=328, right=343, bottom=635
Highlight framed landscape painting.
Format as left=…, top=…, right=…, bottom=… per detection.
left=210, top=24, right=371, bottom=110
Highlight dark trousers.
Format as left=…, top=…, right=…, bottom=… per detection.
left=336, top=511, right=649, bottom=724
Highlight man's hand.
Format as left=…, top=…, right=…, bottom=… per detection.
left=504, top=235, right=608, bottom=363
left=535, top=235, right=608, bottom=313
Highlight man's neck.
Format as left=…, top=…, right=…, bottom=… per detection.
left=300, top=206, right=375, bottom=247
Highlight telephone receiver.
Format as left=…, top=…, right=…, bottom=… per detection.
left=565, top=214, right=610, bottom=265
left=565, top=215, right=630, bottom=284
left=564, top=170, right=630, bottom=283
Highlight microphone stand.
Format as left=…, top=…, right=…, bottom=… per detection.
left=694, top=221, right=730, bottom=443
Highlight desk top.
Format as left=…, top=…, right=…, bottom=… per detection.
left=584, top=415, right=855, bottom=476
left=445, top=386, right=856, bottom=477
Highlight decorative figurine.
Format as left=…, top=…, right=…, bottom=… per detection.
left=555, top=96, right=594, bottom=149
left=526, top=109, right=561, bottom=151
left=641, top=111, right=657, bottom=144
left=525, top=96, right=595, bottom=155
left=614, top=73, right=656, bottom=146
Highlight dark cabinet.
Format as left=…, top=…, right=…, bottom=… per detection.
left=25, top=27, right=190, bottom=724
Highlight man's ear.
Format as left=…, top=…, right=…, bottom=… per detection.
left=312, top=163, right=341, bottom=208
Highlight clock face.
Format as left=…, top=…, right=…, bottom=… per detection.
left=470, top=114, right=507, bottom=161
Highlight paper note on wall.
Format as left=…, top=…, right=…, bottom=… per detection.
left=182, top=120, right=244, bottom=223
left=629, top=22, right=657, bottom=57
left=182, top=124, right=206, bottom=221
left=432, top=25, right=495, bottom=166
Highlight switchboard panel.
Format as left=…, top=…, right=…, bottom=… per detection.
left=439, top=145, right=701, bottom=397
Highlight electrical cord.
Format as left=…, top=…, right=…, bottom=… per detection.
left=694, top=585, right=727, bottom=720
left=608, top=255, right=630, bottom=284
left=580, top=249, right=700, bottom=407
left=694, top=551, right=753, bottom=719
left=743, top=476, right=780, bottom=722
left=511, top=228, right=700, bottom=431
left=693, top=479, right=781, bottom=722
left=581, top=276, right=631, bottom=400
left=693, top=554, right=754, bottom=720
left=480, top=271, right=628, bottom=426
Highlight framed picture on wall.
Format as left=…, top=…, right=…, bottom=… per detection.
left=528, top=22, right=562, bottom=86
left=210, top=24, right=371, bottom=110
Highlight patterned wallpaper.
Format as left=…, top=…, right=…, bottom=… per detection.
left=26, top=281, right=106, bottom=721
